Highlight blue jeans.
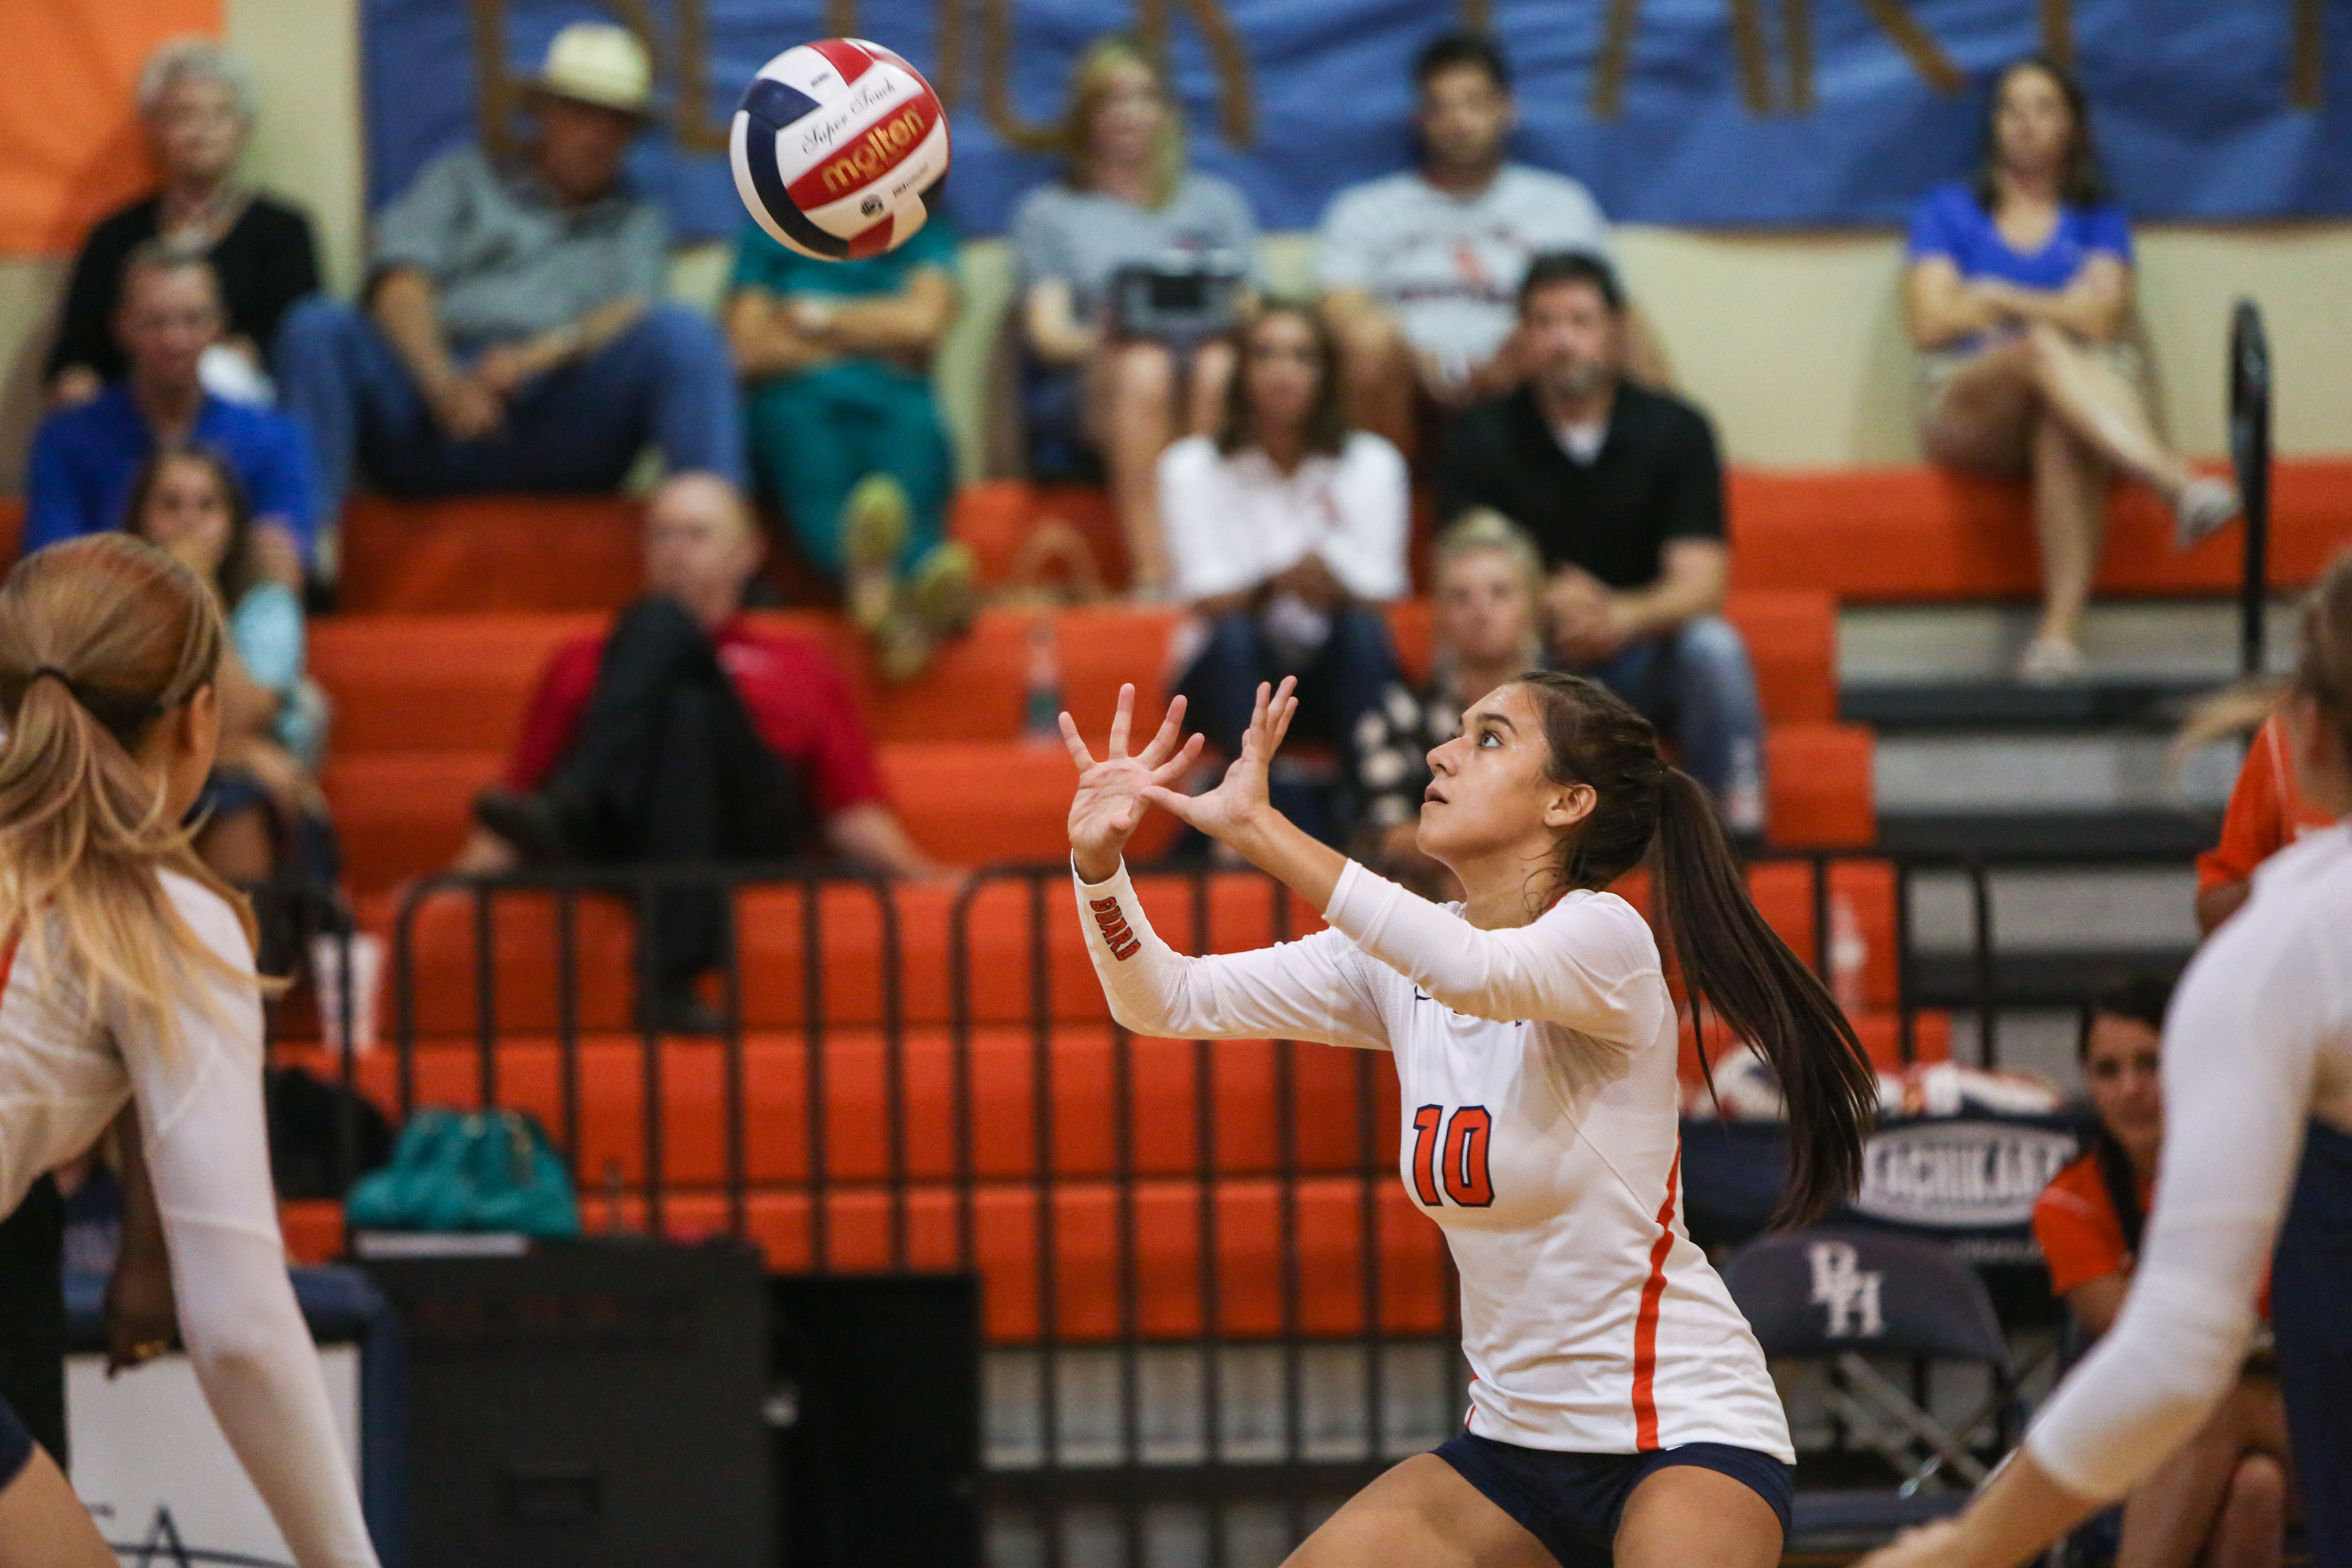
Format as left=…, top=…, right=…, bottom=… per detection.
left=1178, top=604, right=1399, bottom=845
left=274, top=297, right=745, bottom=522
left=1575, top=615, right=1766, bottom=835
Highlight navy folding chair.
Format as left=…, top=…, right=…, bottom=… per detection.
left=1725, top=1227, right=2021, bottom=1556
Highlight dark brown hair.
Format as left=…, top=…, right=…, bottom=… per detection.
left=1215, top=300, right=1349, bottom=461
left=121, top=444, right=258, bottom=607
left=1518, top=671, right=1877, bottom=1224
left=1972, top=55, right=2108, bottom=211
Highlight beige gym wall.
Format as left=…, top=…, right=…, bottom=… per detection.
left=3, top=0, right=2346, bottom=493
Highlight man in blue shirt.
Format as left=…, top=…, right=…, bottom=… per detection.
left=26, top=243, right=314, bottom=584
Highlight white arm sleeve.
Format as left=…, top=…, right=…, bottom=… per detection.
left=116, top=879, right=379, bottom=1568
left=1323, top=861, right=1661, bottom=1045
left=1074, top=861, right=1388, bottom=1049
left=2023, top=906, right=2335, bottom=1501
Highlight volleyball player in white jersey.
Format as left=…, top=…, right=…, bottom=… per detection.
left=0, top=535, right=378, bottom=1568
left=1858, top=554, right=2352, bottom=1568
left=1061, top=669, right=1878, bottom=1567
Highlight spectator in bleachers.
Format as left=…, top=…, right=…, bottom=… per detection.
left=1351, top=509, right=1544, bottom=895
left=460, top=472, right=946, bottom=1032
left=1906, top=56, right=2238, bottom=684
left=1162, top=301, right=1405, bottom=844
left=1013, top=36, right=1258, bottom=597
left=724, top=213, right=975, bottom=679
left=120, top=445, right=332, bottom=889
left=2033, top=973, right=2291, bottom=1568
left=2194, top=709, right=2336, bottom=935
left=274, top=24, right=742, bottom=538
left=1438, top=252, right=1764, bottom=838
left=27, top=245, right=312, bottom=588
left=1317, top=32, right=1668, bottom=453
left=45, top=39, right=319, bottom=410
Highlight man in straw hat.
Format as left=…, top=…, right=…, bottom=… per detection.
left=276, top=22, right=744, bottom=551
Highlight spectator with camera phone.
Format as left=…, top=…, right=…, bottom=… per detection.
left=1012, top=36, right=1259, bottom=597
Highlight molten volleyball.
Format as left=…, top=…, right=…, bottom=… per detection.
left=730, top=38, right=950, bottom=261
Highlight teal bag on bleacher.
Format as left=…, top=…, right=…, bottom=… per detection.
left=345, top=1108, right=581, bottom=1238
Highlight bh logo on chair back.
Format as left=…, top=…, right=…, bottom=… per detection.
left=1807, top=1240, right=1885, bottom=1339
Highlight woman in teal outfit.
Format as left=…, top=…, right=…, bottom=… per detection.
left=724, top=214, right=974, bottom=678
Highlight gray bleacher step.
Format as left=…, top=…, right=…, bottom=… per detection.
left=1904, top=864, right=2201, bottom=952
left=1872, top=808, right=2220, bottom=862
left=1873, top=731, right=2240, bottom=816
left=1839, top=599, right=2300, bottom=687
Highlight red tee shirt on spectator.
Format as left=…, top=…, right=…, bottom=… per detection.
left=506, top=617, right=888, bottom=820
left=2196, top=713, right=2336, bottom=891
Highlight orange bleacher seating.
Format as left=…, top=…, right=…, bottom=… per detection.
left=314, top=595, right=1862, bottom=891
left=339, top=494, right=646, bottom=612
left=1729, top=460, right=2352, bottom=599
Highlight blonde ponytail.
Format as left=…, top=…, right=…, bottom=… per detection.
left=0, top=535, right=253, bottom=1049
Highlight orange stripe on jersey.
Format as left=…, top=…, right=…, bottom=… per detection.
left=0, top=933, right=16, bottom=1008
left=1630, top=1145, right=1682, bottom=1450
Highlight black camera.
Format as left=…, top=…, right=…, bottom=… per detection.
left=1109, top=253, right=1247, bottom=343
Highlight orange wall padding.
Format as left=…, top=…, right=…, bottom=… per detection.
left=0, top=0, right=218, bottom=257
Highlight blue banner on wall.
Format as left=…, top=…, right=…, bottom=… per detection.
left=363, top=0, right=2352, bottom=246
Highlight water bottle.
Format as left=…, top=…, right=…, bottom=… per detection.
left=1830, top=892, right=1869, bottom=1016
left=1022, top=616, right=1064, bottom=745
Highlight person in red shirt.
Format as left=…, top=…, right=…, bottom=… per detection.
left=461, top=472, right=945, bottom=1029
left=2034, top=974, right=2289, bottom=1568
left=2195, top=711, right=2338, bottom=934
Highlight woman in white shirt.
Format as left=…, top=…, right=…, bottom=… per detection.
left=1058, top=667, right=1878, bottom=1568
left=0, top=535, right=377, bottom=1568
left=1161, top=300, right=1409, bottom=844
left=1860, top=554, right=2352, bottom=1568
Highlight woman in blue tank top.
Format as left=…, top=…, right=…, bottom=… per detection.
left=1904, top=56, right=2238, bottom=685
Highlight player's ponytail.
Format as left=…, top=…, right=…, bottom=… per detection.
left=1520, top=671, right=1876, bottom=1225
left=0, top=535, right=249, bottom=1049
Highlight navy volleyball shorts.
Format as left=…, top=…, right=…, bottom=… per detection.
left=1435, top=1430, right=1795, bottom=1568
left=0, top=1391, right=32, bottom=1493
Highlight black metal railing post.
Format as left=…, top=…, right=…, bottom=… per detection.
left=2231, top=298, right=2273, bottom=677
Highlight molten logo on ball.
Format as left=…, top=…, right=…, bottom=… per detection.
left=730, top=38, right=951, bottom=263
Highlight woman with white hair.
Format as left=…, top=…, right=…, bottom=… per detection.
left=46, top=38, right=320, bottom=408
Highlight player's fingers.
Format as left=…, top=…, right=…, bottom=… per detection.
left=1139, top=784, right=1196, bottom=824
left=1107, top=683, right=1136, bottom=757
left=1148, top=731, right=1206, bottom=785
left=1137, top=693, right=1189, bottom=767
left=1058, top=711, right=1096, bottom=773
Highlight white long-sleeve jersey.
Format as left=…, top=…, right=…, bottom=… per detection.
left=0, top=871, right=378, bottom=1568
left=1076, top=857, right=1792, bottom=1460
left=2026, top=822, right=2352, bottom=1501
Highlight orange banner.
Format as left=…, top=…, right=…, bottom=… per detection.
left=0, top=0, right=222, bottom=256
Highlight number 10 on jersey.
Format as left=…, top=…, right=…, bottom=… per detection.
left=1409, top=1105, right=1494, bottom=1207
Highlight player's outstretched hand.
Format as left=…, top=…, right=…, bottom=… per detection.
left=1143, top=677, right=1298, bottom=846
left=1063, top=684, right=1203, bottom=883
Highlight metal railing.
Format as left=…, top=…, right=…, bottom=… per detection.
left=342, top=841, right=2200, bottom=1560
left=2230, top=298, right=2273, bottom=677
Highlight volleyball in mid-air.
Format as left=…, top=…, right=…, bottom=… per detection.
left=730, top=38, right=950, bottom=261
